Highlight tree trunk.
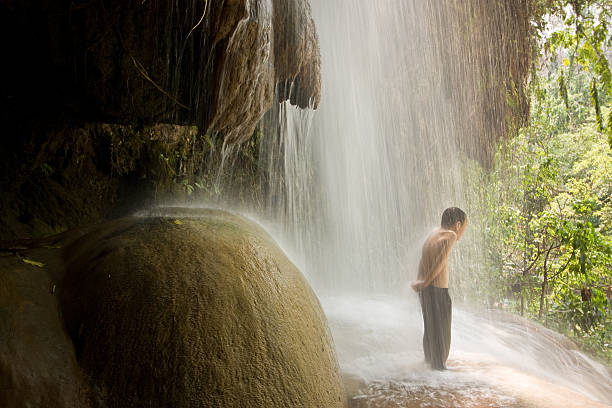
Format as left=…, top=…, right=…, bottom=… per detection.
left=538, top=244, right=553, bottom=320
left=538, top=268, right=547, bottom=320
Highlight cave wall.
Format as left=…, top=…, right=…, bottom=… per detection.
left=1, top=0, right=320, bottom=136
left=431, top=0, right=533, bottom=167
left=0, top=123, right=205, bottom=239
left=0, top=0, right=320, bottom=239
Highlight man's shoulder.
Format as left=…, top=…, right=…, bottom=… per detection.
left=423, top=228, right=456, bottom=250
left=429, top=229, right=457, bottom=249
left=429, top=228, right=456, bottom=241
left=439, top=229, right=457, bottom=240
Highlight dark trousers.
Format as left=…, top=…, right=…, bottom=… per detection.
left=419, top=286, right=452, bottom=370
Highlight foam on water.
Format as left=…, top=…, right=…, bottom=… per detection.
left=321, top=294, right=612, bottom=406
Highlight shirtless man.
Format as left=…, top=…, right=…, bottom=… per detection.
left=411, top=207, right=468, bottom=370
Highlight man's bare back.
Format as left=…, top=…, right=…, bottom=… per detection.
left=415, top=228, right=457, bottom=289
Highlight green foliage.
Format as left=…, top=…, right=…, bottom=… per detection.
left=534, top=0, right=612, bottom=147
left=559, top=71, right=570, bottom=109
left=40, top=163, right=54, bottom=177
left=538, top=1, right=612, bottom=83
left=163, top=126, right=265, bottom=205
left=475, top=44, right=612, bottom=363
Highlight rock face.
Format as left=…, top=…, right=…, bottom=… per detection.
left=433, top=0, right=532, bottom=167
left=0, top=248, right=90, bottom=408
left=208, top=0, right=321, bottom=143
left=0, top=123, right=202, bottom=240
left=1, top=0, right=321, bottom=144
left=54, top=209, right=345, bottom=407
left=0, top=0, right=320, bottom=238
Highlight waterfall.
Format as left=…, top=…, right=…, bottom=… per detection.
left=261, top=0, right=474, bottom=293
left=255, top=1, right=612, bottom=405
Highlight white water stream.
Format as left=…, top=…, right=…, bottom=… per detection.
left=261, top=0, right=468, bottom=293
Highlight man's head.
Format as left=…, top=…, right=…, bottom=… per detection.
left=441, top=207, right=468, bottom=239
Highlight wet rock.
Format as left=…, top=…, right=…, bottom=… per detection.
left=0, top=123, right=201, bottom=240
left=0, top=253, right=90, bottom=408
left=207, top=0, right=321, bottom=143
left=206, top=0, right=276, bottom=144
left=433, top=0, right=532, bottom=167
left=57, top=209, right=345, bottom=407
left=271, top=0, right=321, bottom=109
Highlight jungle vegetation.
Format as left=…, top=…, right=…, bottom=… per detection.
left=474, top=0, right=612, bottom=364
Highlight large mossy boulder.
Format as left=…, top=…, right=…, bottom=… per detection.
left=58, top=209, right=345, bottom=407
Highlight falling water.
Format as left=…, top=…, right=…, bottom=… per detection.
left=255, top=0, right=612, bottom=406
left=261, top=0, right=477, bottom=293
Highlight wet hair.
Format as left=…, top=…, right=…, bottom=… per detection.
left=441, top=207, right=466, bottom=229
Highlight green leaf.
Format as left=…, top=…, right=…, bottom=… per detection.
left=23, top=258, right=44, bottom=267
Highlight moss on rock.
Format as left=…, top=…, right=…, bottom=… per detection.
left=56, top=209, right=345, bottom=407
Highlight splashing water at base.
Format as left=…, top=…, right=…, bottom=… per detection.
left=321, top=295, right=612, bottom=407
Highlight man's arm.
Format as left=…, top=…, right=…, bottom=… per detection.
left=411, top=231, right=456, bottom=291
